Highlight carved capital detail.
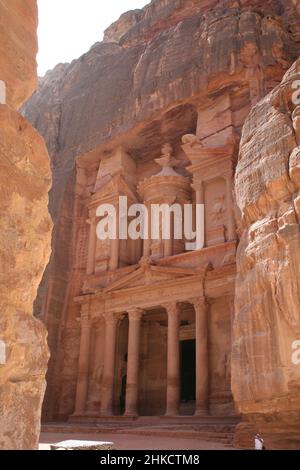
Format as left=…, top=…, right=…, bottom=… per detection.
left=81, top=316, right=91, bottom=329
left=191, top=297, right=207, bottom=314
left=163, top=302, right=180, bottom=317
left=104, top=312, right=121, bottom=326
left=127, top=308, right=144, bottom=321
left=80, top=303, right=91, bottom=327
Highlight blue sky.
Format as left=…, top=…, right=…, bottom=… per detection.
left=37, top=0, right=147, bottom=76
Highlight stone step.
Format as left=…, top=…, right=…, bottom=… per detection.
left=42, top=422, right=236, bottom=445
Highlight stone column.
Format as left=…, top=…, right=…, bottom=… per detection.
left=74, top=309, right=91, bottom=415
left=93, top=321, right=105, bottom=398
left=87, top=216, right=97, bottom=275
left=165, top=302, right=180, bottom=416
left=193, top=298, right=209, bottom=416
left=164, top=218, right=173, bottom=257
left=143, top=204, right=151, bottom=257
left=225, top=173, right=236, bottom=242
left=109, top=215, right=119, bottom=271
left=100, top=314, right=118, bottom=416
left=196, top=181, right=205, bottom=248
left=125, top=308, right=143, bottom=417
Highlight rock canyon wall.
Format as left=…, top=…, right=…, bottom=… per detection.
left=233, top=58, right=300, bottom=449
left=0, top=0, right=52, bottom=450
left=23, top=0, right=300, bottom=447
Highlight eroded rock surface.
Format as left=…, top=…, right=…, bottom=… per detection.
left=23, top=0, right=300, bottom=432
left=233, top=58, right=300, bottom=449
left=24, top=0, right=300, bottom=315
left=0, top=0, right=38, bottom=108
left=0, top=0, right=52, bottom=450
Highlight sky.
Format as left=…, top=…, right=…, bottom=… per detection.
left=37, top=0, right=148, bottom=76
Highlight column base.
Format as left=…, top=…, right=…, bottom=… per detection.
left=70, top=412, right=85, bottom=418
left=124, top=413, right=139, bottom=419
left=194, top=409, right=209, bottom=417
left=165, top=411, right=180, bottom=418
left=100, top=410, right=114, bottom=417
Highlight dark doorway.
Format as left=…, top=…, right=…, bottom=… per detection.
left=180, top=340, right=196, bottom=402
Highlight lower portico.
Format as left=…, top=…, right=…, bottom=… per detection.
left=71, top=259, right=235, bottom=421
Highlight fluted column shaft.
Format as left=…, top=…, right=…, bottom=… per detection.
left=87, top=217, right=97, bottom=275
left=74, top=312, right=91, bottom=415
left=125, top=309, right=143, bottom=416
left=193, top=298, right=209, bottom=416
left=196, top=181, right=205, bottom=248
left=100, top=314, right=118, bottom=416
left=109, top=215, right=119, bottom=271
left=165, top=303, right=180, bottom=416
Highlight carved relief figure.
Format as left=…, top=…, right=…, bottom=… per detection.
left=210, top=195, right=226, bottom=226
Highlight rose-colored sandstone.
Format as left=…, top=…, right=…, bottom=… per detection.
left=23, top=0, right=300, bottom=447
left=0, top=0, right=38, bottom=109
left=0, top=0, right=52, bottom=450
left=233, top=58, right=300, bottom=449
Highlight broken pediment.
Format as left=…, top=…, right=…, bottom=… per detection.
left=89, top=173, right=138, bottom=206
left=94, top=146, right=137, bottom=193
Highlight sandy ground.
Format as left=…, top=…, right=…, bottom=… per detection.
left=39, top=432, right=233, bottom=450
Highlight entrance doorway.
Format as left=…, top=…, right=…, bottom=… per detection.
left=180, top=340, right=196, bottom=407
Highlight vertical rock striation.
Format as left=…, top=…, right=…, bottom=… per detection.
left=0, top=0, right=52, bottom=450
left=233, top=58, right=300, bottom=449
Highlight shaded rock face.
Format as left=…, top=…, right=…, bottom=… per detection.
left=0, top=0, right=38, bottom=109
left=103, top=9, right=143, bottom=43
left=0, top=0, right=52, bottom=450
left=23, top=0, right=300, bottom=424
left=233, top=58, right=300, bottom=449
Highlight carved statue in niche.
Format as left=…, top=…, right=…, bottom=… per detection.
left=222, top=352, right=231, bottom=387
left=93, top=364, right=104, bottom=385
left=210, top=195, right=226, bottom=226
left=95, top=238, right=110, bottom=272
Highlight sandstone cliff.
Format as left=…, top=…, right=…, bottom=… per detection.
left=233, top=58, right=300, bottom=449
left=23, top=0, right=300, bottom=423
left=0, top=0, right=38, bottom=109
left=0, top=0, right=52, bottom=450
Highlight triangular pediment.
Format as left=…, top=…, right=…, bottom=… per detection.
left=104, top=262, right=199, bottom=293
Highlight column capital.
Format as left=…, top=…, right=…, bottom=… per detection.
left=80, top=303, right=91, bottom=327
left=127, top=308, right=144, bottom=321
left=163, top=302, right=180, bottom=316
left=104, top=312, right=123, bottom=326
left=81, top=302, right=90, bottom=315
left=192, top=180, right=204, bottom=191
left=191, top=297, right=207, bottom=312
left=81, top=317, right=91, bottom=329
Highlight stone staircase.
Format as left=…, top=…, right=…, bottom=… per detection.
left=42, top=416, right=239, bottom=447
